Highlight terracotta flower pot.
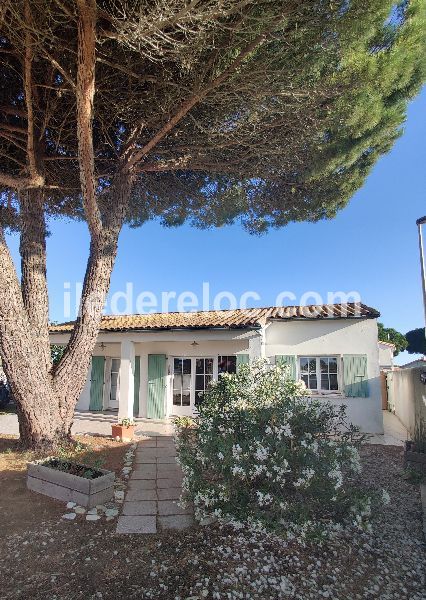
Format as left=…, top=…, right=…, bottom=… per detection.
left=111, top=424, right=135, bottom=442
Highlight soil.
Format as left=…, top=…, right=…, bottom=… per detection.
left=0, top=434, right=129, bottom=537
left=41, top=458, right=105, bottom=479
left=0, top=439, right=424, bottom=599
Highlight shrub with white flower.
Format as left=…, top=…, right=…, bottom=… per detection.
left=174, top=360, right=387, bottom=541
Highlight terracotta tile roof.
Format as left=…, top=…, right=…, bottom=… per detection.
left=378, top=340, right=396, bottom=348
left=50, top=302, right=379, bottom=333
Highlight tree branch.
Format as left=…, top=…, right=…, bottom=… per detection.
left=23, top=1, right=43, bottom=185
left=0, top=170, right=44, bottom=189
left=76, top=0, right=102, bottom=239
left=128, top=13, right=286, bottom=168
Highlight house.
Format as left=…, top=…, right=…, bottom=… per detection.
left=50, top=302, right=383, bottom=433
left=378, top=340, right=396, bottom=371
left=399, top=357, right=426, bottom=369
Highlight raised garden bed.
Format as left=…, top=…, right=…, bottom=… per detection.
left=27, top=457, right=115, bottom=508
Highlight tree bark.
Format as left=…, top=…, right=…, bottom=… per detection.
left=53, top=172, right=132, bottom=436
left=0, top=228, right=59, bottom=447
left=19, top=189, right=51, bottom=372
left=0, top=172, right=131, bottom=448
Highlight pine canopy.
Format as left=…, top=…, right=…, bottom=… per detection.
left=0, top=0, right=425, bottom=233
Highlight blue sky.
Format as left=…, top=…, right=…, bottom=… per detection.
left=6, top=88, right=425, bottom=364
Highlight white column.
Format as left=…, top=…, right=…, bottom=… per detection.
left=118, top=339, right=135, bottom=420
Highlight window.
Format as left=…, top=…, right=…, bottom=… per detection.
left=299, top=356, right=339, bottom=393
left=195, top=358, right=213, bottom=405
left=218, top=355, right=237, bottom=374
left=109, top=358, right=120, bottom=404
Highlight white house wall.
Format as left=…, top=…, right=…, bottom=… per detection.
left=264, top=318, right=382, bottom=433
left=378, top=343, right=394, bottom=371
left=52, top=319, right=383, bottom=433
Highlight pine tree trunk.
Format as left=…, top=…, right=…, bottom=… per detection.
left=20, top=189, right=51, bottom=372
left=53, top=173, right=131, bottom=434
left=0, top=228, right=60, bottom=447
left=0, top=174, right=131, bottom=449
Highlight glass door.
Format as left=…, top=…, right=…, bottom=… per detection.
left=171, top=357, right=214, bottom=415
left=195, top=358, right=213, bottom=406
left=172, top=358, right=192, bottom=416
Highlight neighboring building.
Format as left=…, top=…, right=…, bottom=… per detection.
left=50, top=302, right=383, bottom=433
left=378, top=340, right=396, bottom=371
left=399, top=357, right=426, bottom=369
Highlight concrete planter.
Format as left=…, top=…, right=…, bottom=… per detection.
left=27, top=458, right=115, bottom=508
left=111, top=424, right=135, bottom=442
left=404, top=442, right=426, bottom=475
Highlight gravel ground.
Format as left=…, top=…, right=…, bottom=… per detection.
left=0, top=445, right=424, bottom=599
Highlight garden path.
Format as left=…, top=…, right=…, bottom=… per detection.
left=116, top=436, right=194, bottom=534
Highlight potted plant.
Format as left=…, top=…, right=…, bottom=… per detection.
left=111, top=418, right=135, bottom=442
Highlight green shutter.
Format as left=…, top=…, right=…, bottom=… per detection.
left=343, top=355, right=369, bottom=397
left=89, top=356, right=105, bottom=411
left=236, top=354, right=249, bottom=370
left=275, top=355, right=297, bottom=380
left=133, top=356, right=141, bottom=417
left=147, top=354, right=166, bottom=419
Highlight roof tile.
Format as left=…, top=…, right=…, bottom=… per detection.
left=50, top=302, right=379, bottom=333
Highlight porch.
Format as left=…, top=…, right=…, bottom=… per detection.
left=69, top=329, right=257, bottom=421
left=0, top=409, right=174, bottom=438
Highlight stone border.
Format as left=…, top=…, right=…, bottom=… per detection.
left=27, top=459, right=115, bottom=508
left=61, top=442, right=137, bottom=523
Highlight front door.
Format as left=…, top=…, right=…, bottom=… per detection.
left=172, top=357, right=213, bottom=416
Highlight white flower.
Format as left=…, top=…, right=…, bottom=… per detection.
left=217, top=452, right=224, bottom=461
left=328, top=468, right=343, bottom=489
left=382, top=489, right=391, bottom=505
left=254, top=445, right=269, bottom=462
left=256, top=491, right=273, bottom=506
left=232, top=444, right=242, bottom=460
left=231, top=465, right=245, bottom=477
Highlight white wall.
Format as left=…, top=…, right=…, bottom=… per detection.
left=387, top=367, right=426, bottom=435
left=53, top=320, right=383, bottom=433
left=378, top=343, right=394, bottom=370
left=264, top=318, right=383, bottom=434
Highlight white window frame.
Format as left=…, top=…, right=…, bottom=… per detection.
left=298, top=355, right=342, bottom=396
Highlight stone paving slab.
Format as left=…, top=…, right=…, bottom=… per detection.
left=157, top=477, right=183, bottom=488
left=158, top=500, right=192, bottom=516
left=158, top=515, right=194, bottom=530
left=125, top=489, right=157, bottom=502
left=134, top=456, right=156, bottom=464
left=117, top=436, right=193, bottom=534
left=157, top=487, right=181, bottom=500
left=156, top=463, right=181, bottom=472
left=116, top=515, right=157, bottom=534
left=157, top=456, right=178, bottom=464
left=122, top=501, right=157, bottom=516
left=130, top=470, right=157, bottom=480
left=128, top=479, right=157, bottom=490
left=156, top=439, right=176, bottom=448
left=138, top=439, right=157, bottom=447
